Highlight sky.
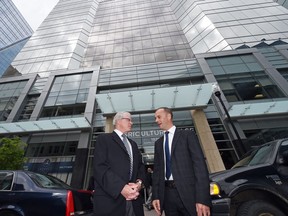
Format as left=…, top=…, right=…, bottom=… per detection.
left=11, top=0, right=59, bottom=31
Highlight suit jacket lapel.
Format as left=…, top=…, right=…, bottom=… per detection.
left=112, top=131, right=129, bottom=154
left=171, top=128, right=181, bottom=156
left=113, top=132, right=137, bottom=179
left=157, top=136, right=165, bottom=164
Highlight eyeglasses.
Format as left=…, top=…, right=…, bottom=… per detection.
left=121, top=117, right=132, bottom=122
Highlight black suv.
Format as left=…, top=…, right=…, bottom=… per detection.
left=210, top=138, right=288, bottom=216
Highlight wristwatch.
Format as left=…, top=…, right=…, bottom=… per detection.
left=136, top=179, right=144, bottom=188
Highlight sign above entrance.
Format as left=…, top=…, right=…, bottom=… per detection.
left=95, top=83, right=214, bottom=115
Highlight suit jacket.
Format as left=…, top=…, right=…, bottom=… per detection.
left=152, top=128, right=212, bottom=215
left=93, top=131, right=145, bottom=216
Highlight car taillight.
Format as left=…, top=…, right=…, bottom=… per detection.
left=66, top=190, right=75, bottom=216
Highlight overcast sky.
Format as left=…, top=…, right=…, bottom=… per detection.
left=12, top=0, right=59, bottom=31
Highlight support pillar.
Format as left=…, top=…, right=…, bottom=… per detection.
left=71, top=131, right=90, bottom=189
left=191, top=109, right=225, bottom=173
left=105, top=116, right=114, bottom=133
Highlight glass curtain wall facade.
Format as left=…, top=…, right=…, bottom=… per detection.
left=82, top=0, right=194, bottom=68
left=0, top=0, right=287, bottom=188
left=10, top=0, right=100, bottom=77
left=274, top=0, right=288, bottom=9
left=0, top=0, right=33, bottom=76
left=170, top=0, right=288, bottom=53
left=0, top=80, right=28, bottom=121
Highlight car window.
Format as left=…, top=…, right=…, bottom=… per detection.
left=0, top=171, right=13, bottom=191
left=28, top=172, right=72, bottom=189
left=233, top=143, right=275, bottom=168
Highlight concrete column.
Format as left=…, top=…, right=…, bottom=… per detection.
left=105, top=116, right=114, bottom=133
left=71, top=131, right=90, bottom=189
left=191, top=109, right=225, bottom=173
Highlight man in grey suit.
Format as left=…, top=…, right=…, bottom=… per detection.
left=152, top=107, right=211, bottom=216
left=93, top=111, right=146, bottom=216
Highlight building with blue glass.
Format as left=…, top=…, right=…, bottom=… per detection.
left=0, top=0, right=288, bottom=188
left=274, top=0, right=288, bottom=9
left=0, top=0, right=33, bottom=77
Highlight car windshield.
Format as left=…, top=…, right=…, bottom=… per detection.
left=232, top=142, right=276, bottom=168
left=28, top=172, right=72, bottom=189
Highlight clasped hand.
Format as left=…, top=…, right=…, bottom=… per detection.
left=121, top=183, right=140, bottom=200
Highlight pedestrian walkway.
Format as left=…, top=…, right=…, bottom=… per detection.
left=144, top=208, right=157, bottom=216
left=144, top=206, right=165, bottom=216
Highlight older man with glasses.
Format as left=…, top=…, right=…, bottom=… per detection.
left=93, top=111, right=146, bottom=216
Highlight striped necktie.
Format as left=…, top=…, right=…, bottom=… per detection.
left=122, top=134, right=133, bottom=180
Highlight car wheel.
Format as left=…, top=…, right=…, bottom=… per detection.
left=0, top=211, right=20, bottom=216
left=237, top=200, right=285, bottom=216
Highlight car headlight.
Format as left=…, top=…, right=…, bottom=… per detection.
left=210, top=182, right=220, bottom=195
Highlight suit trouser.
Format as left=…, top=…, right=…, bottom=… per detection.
left=126, top=201, right=136, bottom=216
left=163, top=184, right=191, bottom=216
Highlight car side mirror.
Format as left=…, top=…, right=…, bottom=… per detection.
left=278, top=150, right=288, bottom=165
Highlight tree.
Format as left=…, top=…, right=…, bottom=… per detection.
left=0, top=137, right=27, bottom=170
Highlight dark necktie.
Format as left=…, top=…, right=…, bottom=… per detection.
left=122, top=134, right=133, bottom=180
left=165, top=131, right=171, bottom=180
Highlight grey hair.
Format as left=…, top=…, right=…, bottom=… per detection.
left=113, top=111, right=130, bottom=125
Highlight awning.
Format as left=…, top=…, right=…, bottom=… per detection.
left=0, top=117, right=90, bottom=134
left=229, top=100, right=288, bottom=119
left=95, top=83, right=214, bottom=115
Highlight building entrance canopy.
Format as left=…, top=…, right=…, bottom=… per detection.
left=229, top=100, right=288, bottom=118
left=95, top=83, right=214, bottom=115
left=0, top=117, right=90, bottom=134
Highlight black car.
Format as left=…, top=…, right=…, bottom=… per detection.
left=210, top=138, right=288, bottom=216
left=0, top=170, right=93, bottom=216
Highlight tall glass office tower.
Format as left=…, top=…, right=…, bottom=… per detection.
left=0, top=0, right=33, bottom=76
left=274, top=0, right=288, bottom=9
left=11, top=0, right=288, bottom=75
left=1, top=0, right=288, bottom=188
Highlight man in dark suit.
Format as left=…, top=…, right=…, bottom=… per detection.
left=93, top=111, right=146, bottom=216
left=152, top=107, right=211, bottom=216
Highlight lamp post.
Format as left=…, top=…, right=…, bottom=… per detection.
left=212, top=83, right=245, bottom=158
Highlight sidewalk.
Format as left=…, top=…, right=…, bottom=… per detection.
left=144, top=208, right=158, bottom=216
left=143, top=206, right=165, bottom=216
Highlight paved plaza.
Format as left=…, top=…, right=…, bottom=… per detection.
left=144, top=208, right=158, bottom=216
left=143, top=206, right=165, bottom=216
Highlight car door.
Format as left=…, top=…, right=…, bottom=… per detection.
left=275, top=140, right=288, bottom=199
left=12, top=171, right=67, bottom=216
left=0, top=171, right=14, bottom=206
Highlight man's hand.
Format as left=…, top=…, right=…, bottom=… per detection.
left=196, top=203, right=210, bottom=216
left=121, top=184, right=139, bottom=200
left=152, top=199, right=161, bottom=215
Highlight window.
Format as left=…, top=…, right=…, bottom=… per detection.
left=26, top=141, right=78, bottom=157
left=28, top=172, right=71, bottom=189
left=0, top=171, right=13, bottom=191
left=40, top=104, right=85, bottom=118
left=277, top=68, right=288, bottom=82
left=40, top=73, right=91, bottom=118
left=207, top=55, right=285, bottom=102
left=44, top=73, right=91, bottom=107
left=18, top=95, right=40, bottom=121
left=0, top=80, right=27, bottom=121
